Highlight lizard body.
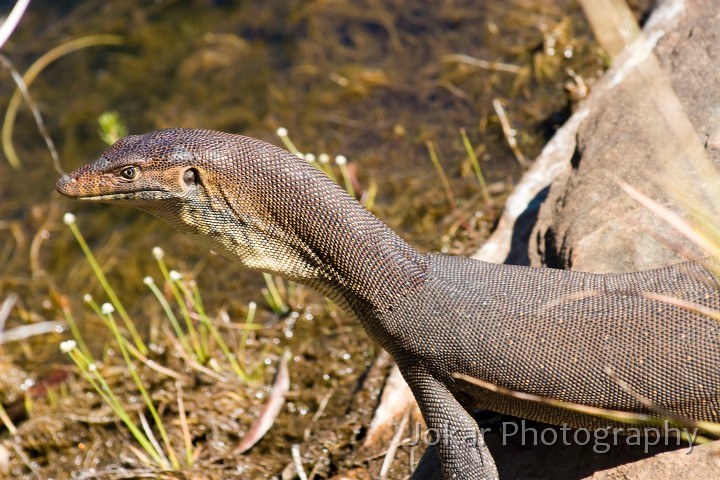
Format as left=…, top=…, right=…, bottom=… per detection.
left=56, top=128, right=720, bottom=479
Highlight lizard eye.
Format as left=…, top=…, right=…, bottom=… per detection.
left=120, top=166, right=138, bottom=180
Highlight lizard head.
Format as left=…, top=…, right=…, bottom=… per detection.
left=56, top=129, right=207, bottom=209
left=56, top=128, right=329, bottom=280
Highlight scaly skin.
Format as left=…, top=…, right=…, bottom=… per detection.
left=57, top=128, right=720, bottom=479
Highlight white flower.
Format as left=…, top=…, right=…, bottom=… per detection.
left=304, top=153, right=316, bottom=163
left=276, top=127, right=288, bottom=137
left=143, top=276, right=154, bottom=285
left=63, top=213, right=76, bottom=225
left=318, top=153, right=330, bottom=164
left=152, top=246, right=164, bottom=259
left=83, top=294, right=93, bottom=303
left=335, top=155, right=347, bottom=166
left=169, top=270, right=183, bottom=281
left=60, top=340, right=77, bottom=353
left=101, top=303, right=115, bottom=315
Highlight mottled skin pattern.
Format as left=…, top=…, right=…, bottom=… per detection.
left=57, top=129, right=720, bottom=479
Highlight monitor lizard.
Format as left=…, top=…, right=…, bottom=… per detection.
left=56, top=128, right=720, bottom=479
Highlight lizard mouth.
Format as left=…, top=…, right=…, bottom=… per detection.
left=72, top=191, right=171, bottom=201
left=55, top=176, right=171, bottom=201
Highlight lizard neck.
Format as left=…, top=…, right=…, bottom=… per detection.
left=164, top=140, right=430, bottom=328
left=297, top=189, right=430, bottom=323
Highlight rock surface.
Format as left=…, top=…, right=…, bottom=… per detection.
left=588, top=440, right=720, bottom=480
left=522, top=0, right=720, bottom=478
left=530, top=0, right=720, bottom=273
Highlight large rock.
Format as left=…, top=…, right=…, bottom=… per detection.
left=530, top=0, right=720, bottom=272
left=520, top=0, right=720, bottom=478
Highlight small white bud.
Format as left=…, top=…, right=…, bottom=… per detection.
left=20, top=379, right=35, bottom=391
left=88, top=363, right=97, bottom=372
left=60, top=340, right=77, bottom=353
left=276, top=127, right=288, bottom=137
left=143, top=276, right=154, bottom=285
left=83, top=294, right=93, bottom=303
left=152, top=247, right=164, bottom=259
left=101, top=303, right=115, bottom=315
left=318, top=153, right=330, bottom=164
left=63, top=213, right=76, bottom=225
left=304, top=153, right=316, bottom=163
left=169, top=270, right=183, bottom=281
left=295, top=152, right=304, bottom=159
left=335, top=155, right=347, bottom=166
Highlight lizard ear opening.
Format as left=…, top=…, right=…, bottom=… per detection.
left=183, top=168, right=199, bottom=188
